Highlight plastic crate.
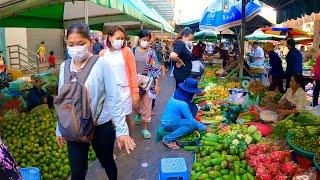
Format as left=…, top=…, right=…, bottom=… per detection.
left=19, top=167, right=41, bottom=180
left=287, top=133, right=315, bottom=159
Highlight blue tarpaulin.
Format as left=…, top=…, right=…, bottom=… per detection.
left=200, top=0, right=261, bottom=31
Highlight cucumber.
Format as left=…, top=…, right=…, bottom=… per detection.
left=183, top=146, right=198, bottom=151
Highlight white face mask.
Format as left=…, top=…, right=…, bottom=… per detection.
left=111, top=40, right=124, bottom=50
left=185, top=41, right=193, bottom=47
left=67, top=45, right=89, bottom=62
left=140, top=40, right=148, bottom=48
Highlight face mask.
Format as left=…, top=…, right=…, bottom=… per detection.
left=111, top=40, right=124, bottom=50
left=67, top=45, right=89, bottom=62
left=185, top=41, right=193, bottom=47
left=140, top=40, right=148, bottom=48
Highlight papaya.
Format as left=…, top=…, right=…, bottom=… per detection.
left=246, top=173, right=255, bottom=180
left=208, top=170, right=222, bottom=179
left=211, top=158, right=223, bottom=166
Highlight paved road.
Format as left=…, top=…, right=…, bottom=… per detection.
left=86, top=75, right=193, bottom=180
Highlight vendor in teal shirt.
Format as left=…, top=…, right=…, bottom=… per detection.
left=161, top=78, right=211, bottom=149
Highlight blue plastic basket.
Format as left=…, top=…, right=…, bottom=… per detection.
left=19, top=167, right=41, bottom=180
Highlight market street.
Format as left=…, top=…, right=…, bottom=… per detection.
left=86, top=73, right=194, bottom=180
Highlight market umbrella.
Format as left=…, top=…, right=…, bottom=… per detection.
left=194, top=30, right=217, bottom=41
left=246, top=29, right=286, bottom=40
left=261, top=27, right=312, bottom=39
left=0, top=0, right=164, bottom=31
left=199, top=0, right=262, bottom=31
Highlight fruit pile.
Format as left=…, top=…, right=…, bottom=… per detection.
left=199, top=104, right=224, bottom=124
left=0, top=105, right=96, bottom=180
left=206, top=86, right=229, bottom=100
left=246, top=143, right=302, bottom=180
left=190, top=124, right=264, bottom=179
left=260, top=91, right=283, bottom=106
left=220, top=103, right=243, bottom=124
left=291, top=133, right=319, bottom=153
left=179, top=131, right=199, bottom=142
left=271, top=111, right=320, bottom=141
left=223, top=81, right=241, bottom=89
left=248, top=80, right=266, bottom=94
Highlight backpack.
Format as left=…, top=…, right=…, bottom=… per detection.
left=54, top=55, right=100, bottom=142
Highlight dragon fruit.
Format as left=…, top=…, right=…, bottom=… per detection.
left=280, top=161, right=298, bottom=176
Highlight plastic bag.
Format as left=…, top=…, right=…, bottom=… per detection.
left=293, top=167, right=317, bottom=180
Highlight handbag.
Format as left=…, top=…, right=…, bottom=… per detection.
left=137, top=73, right=153, bottom=95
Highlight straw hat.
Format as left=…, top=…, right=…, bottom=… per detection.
left=29, top=77, right=46, bottom=86
left=263, top=43, right=275, bottom=52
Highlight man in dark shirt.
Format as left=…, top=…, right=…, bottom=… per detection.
left=92, top=38, right=104, bottom=55
left=263, top=43, right=284, bottom=93
left=215, top=45, right=229, bottom=69
left=285, top=39, right=303, bottom=89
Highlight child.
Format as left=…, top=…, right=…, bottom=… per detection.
left=37, top=41, right=46, bottom=63
left=191, top=56, right=204, bottom=79
left=48, top=50, right=56, bottom=69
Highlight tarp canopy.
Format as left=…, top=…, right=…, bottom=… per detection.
left=0, top=0, right=168, bottom=31
left=194, top=30, right=217, bottom=41
left=246, top=29, right=285, bottom=40
left=260, top=0, right=320, bottom=23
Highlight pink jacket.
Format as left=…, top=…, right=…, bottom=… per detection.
left=100, top=47, right=139, bottom=100
left=121, top=47, right=140, bottom=100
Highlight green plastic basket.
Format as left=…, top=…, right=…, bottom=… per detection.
left=177, top=131, right=200, bottom=147
left=287, top=133, right=315, bottom=159
left=313, top=155, right=320, bottom=172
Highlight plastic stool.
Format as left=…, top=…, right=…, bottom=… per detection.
left=19, top=167, right=41, bottom=180
left=159, top=157, right=188, bottom=180
left=156, top=125, right=170, bottom=142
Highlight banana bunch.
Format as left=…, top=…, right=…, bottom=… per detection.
left=225, top=81, right=241, bottom=89
left=207, top=86, right=229, bottom=100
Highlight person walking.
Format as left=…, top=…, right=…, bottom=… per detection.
left=37, top=41, right=46, bottom=63
left=170, top=27, right=194, bottom=88
left=55, top=22, right=135, bottom=180
left=133, top=29, right=161, bottom=139
left=312, top=45, right=320, bottom=106
left=285, top=39, right=303, bottom=89
left=99, top=26, right=139, bottom=138
left=92, top=37, right=104, bottom=55
left=263, top=43, right=285, bottom=93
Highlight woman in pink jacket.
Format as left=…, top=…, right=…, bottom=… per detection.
left=100, top=26, right=139, bottom=138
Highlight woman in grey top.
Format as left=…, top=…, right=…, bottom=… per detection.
left=133, top=29, right=161, bottom=139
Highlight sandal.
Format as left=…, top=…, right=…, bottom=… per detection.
left=162, top=140, right=180, bottom=150
left=142, top=130, right=152, bottom=139
left=134, top=115, right=142, bottom=125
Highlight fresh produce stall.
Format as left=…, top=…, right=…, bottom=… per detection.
left=183, top=65, right=320, bottom=179
left=0, top=105, right=96, bottom=179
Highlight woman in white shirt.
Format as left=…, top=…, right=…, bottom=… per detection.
left=278, top=74, right=309, bottom=116
left=55, top=23, right=135, bottom=180
left=99, top=26, right=139, bottom=138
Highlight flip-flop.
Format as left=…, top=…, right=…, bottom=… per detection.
left=142, top=130, right=151, bottom=139
left=162, top=140, right=180, bottom=150
left=134, top=115, right=141, bottom=125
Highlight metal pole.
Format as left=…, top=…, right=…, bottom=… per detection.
left=239, top=0, right=247, bottom=77
left=140, top=22, right=143, bottom=30
left=84, top=0, right=88, bottom=25
left=161, top=28, right=163, bottom=44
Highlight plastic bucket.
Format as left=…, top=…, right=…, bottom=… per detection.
left=19, top=167, right=41, bottom=180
